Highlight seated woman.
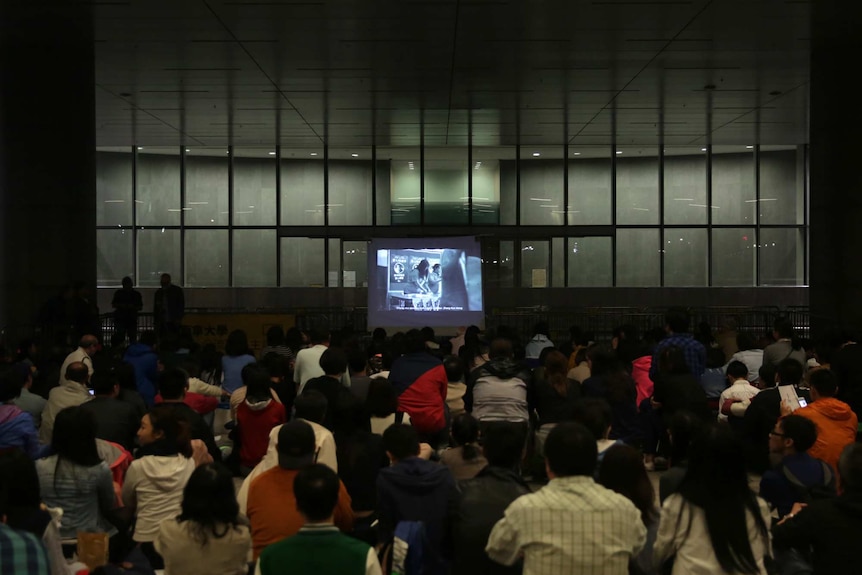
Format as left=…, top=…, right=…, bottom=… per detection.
left=366, top=379, right=410, bottom=435
left=155, top=463, right=251, bottom=575
left=533, top=350, right=581, bottom=453
left=440, top=413, right=488, bottom=481
left=235, top=366, right=287, bottom=472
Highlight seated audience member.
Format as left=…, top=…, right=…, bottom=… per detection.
left=79, top=370, right=140, bottom=451
left=443, top=355, right=467, bottom=419
left=366, top=378, right=410, bottom=434
left=649, top=308, right=707, bottom=382
left=247, top=421, right=353, bottom=560
left=701, top=347, right=729, bottom=401
left=793, top=368, right=858, bottom=473
left=377, top=424, right=458, bottom=574
left=773, top=443, right=862, bottom=574
left=304, top=348, right=350, bottom=430
left=440, top=413, right=488, bottom=481
left=260, top=325, right=295, bottom=363
left=40, top=362, right=92, bottom=443
left=533, top=350, right=580, bottom=448
left=486, top=422, right=645, bottom=574
left=659, top=411, right=705, bottom=503
left=598, top=444, right=659, bottom=575
left=573, top=398, right=623, bottom=471
left=123, top=406, right=198, bottom=569
left=157, top=368, right=221, bottom=463
left=0, top=367, right=44, bottom=458
left=230, top=363, right=283, bottom=420
left=718, top=360, right=761, bottom=422
left=581, top=347, right=640, bottom=444
left=653, top=426, right=771, bottom=575
left=10, top=363, right=46, bottom=428
left=525, top=322, right=554, bottom=361
left=181, top=359, right=229, bottom=399
left=222, top=330, right=257, bottom=394
left=453, top=422, right=530, bottom=575
left=255, top=464, right=382, bottom=575
left=155, top=463, right=251, bottom=575
left=123, top=331, right=159, bottom=407
left=238, top=391, right=338, bottom=514
left=347, top=351, right=373, bottom=403
left=294, top=330, right=351, bottom=393
left=764, top=318, right=807, bottom=369
left=567, top=346, right=591, bottom=384
left=730, top=332, right=764, bottom=383
left=114, top=361, right=147, bottom=419
left=260, top=352, right=296, bottom=410
left=0, top=486, right=50, bottom=575
left=760, top=414, right=835, bottom=518
left=388, top=330, right=448, bottom=445
left=743, top=358, right=810, bottom=472
left=236, top=366, right=287, bottom=471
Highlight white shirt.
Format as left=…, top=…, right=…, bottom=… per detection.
left=525, top=335, right=554, bottom=360
left=253, top=525, right=382, bottom=575
left=486, top=475, right=646, bottom=575
left=59, top=347, right=93, bottom=387
left=730, top=349, right=764, bottom=382
left=717, top=379, right=761, bottom=422
left=293, top=345, right=351, bottom=392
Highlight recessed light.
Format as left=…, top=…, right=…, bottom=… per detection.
left=572, top=152, right=581, bottom=156
left=268, top=151, right=276, bottom=155
left=185, top=148, right=190, bottom=153
left=136, top=146, right=143, bottom=150
left=701, top=148, right=707, bottom=152
left=351, top=153, right=359, bottom=157
left=310, top=152, right=318, bottom=156
left=616, top=151, right=623, bottom=155
left=532, top=152, right=541, bottom=157
left=746, top=145, right=754, bottom=149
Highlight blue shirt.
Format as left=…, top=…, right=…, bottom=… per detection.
left=760, top=452, right=829, bottom=517
left=649, top=333, right=707, bottom=382
left=222, top=354, right=256, bottom=393
left=0, top=523, right=49, bottom=575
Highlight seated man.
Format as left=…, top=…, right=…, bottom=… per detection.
left=304, top=348, right=349, bottom=430
left=156, top=368, right=221, bottom=462
left=255, top=464, right=382, bottom=575
left=0, top=367, right=44, bottom=459
left=718, top=360, right=761, bottom=422
left=40, top=362, right=92, bottom=443
left=79, top=370, right=140, bottom=451
left=793, top=368, right=858, bottom=473
left=10, top=363, right=46, bottom=428
left=486, top=422, right=646, bottom=575
left=572, top=398, right=622, bottom=472
left=247, top=421, right=353, bottom=560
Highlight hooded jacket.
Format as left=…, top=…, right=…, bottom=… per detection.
left=0, top=404, right=43, bottom=458
left=236, top=397, right=286, bottom=469
left=795, top=397, right=858, bottom=472
left=389, top=352, right=448, bottom=434
left=465, top=358, right=533, bottom=423
left=631, top=355, right=654, bottom=407
left=123, top=343, right=159, bottom=407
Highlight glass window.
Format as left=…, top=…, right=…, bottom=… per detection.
left=711, top=147, right=755, bottom=225
left=184, top=230, right=228, bottom=287
left=375, top=158, right=392, bottom=225
left=382, top=148, right=421, bottom=225
left=568, top=237, right=612, bottom=287
left=760, top=146, right=805, bottom=225
left=711, top=228, right=756, bottom=287
left=472, top=147, right=510, bottom=225
left=520, top=147, right=564, bottom=225
left=664, top=148, right=707, bottom=225
left=97, top=229, right=133, bottom=287
left=425, top=147, right=468, bottom=225
left=615, top=147, right=659, bottom=225
left=137, top=228, right=180, bottom=287
left=280, top=237, right=325, bottom=287
left=760, top=228, right=805, bottom=286
left=329, top=148, right=373, bottom=225
left=616, top=229, right=660, bottom=287
left=97, top=150, right=132, bottom=226
left=185, top=149, right=229, bottom=226
left=552, top=237, right=565, bottom=287
left=521, top=240, right=549, bottom=287
left=233, top=229, right=276, bottom=287
left=482, top=240, right=515, bottom=287
left=281, top=151, right=324, bottom=225
left=496, top=148, right=517, bottom=226
left=233, top=149, right=276, bottom=226
left=343, top=241, right=368, bottom=287
left=568, top=149, right=611, bottom=225
left=663, top=229, right=708, bottom=287
left=136, top=148, right=180, bottom=226
left=328, top=239, right=340, bottom=287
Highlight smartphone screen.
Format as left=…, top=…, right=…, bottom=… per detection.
left=797, top=397, right=808, bottom=408
left=88, top=389, right=95, bottom=396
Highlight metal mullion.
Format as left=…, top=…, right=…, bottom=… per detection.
left=132, top=146, right=138, bottom=285
left=563, top=143, right=569, bottom=286
left=803, top=144, right=809, bottom=284
left=515, top=144, right=521, bottom=228
left=371, top=145, right=377, bottom=226
left=468, top=131, right=473, bottom=225
left=755, top=144, right=761, bottom=286
left=659, top=144, right=665, bottom=287
left=228, top=145, right=234, bottom=287
left=706, top=144, right=713, bottom=286
left=276, top=145, right=281, bottom=286
left=180, top=146, right=186, bottom=285
left=420, top=129, right=425, bottom=227
left=324, top=143, right=331, bottom=285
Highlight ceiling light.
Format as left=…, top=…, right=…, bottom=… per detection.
left=268, top=151, right=276, bottom=155
left=746, top=145, right=754, bottom=149
left=136, top=146, right=143, bottom=150
left=572, top=152, right=581, bottom=156
left=351, top=153, right=359, bottom=157
left=310, top=152, right=318, bottom=156
left=701, top=148, right=707, bottom=152
left=616, top=151, right=623, bottom=155
left=532, top=152, right=541, bottom=157
left=185, top=148, right=190, bottom=153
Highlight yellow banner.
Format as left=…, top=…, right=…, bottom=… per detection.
left=182, top=314, right=295, bottom=357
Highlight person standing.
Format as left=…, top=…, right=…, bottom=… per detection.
left=112, top=276, right=143, bottom=344
left=59, top=335, right=98, bottom=387
left=153, top=273, right=185, bottom=338
left=649, top=308, right=707, bottom=382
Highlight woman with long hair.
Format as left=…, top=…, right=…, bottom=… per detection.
left=581, top=346, right=641, bottom=444
left=154, top=463, right=250, bottom=575
left=533, top=350, right=580, bottom=452
left=653, top=425, right=772, bottom=574
left=440, top=413, right=488, bottom=480
left=222, top=329, right=256, bottom=393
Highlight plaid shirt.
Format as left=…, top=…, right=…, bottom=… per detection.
left=0, top=523, right=49, bottom=575
left=649, top=333, right=707, bottom=382
left=486, top=476, right=646, bottom=575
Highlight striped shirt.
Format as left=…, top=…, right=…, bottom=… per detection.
left=0, top=523, right=50, bottom=575
left=486, top=475, right=646, bottom=575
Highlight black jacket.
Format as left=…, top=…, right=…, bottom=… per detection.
left=159, top=401, right=221, bottom=463
left=465, top=358, right=534, bottom=414
left=453, top=466, right=530, bottom=575
left=79, top=396, right=140, bottom=452
left=743, top=385, right=811, bottom=473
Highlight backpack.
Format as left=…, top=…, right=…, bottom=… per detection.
left=781, top=460, right=836, bottom=503
left=383, top=520, right=427, bottom=575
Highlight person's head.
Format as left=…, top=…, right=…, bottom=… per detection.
left=489, top=337, right=513, bottom=360
left=276, top=420, right=317, bottom=469
left=177, top=463, right=239, bottom=544
left=770, top=415, right=817, bottom=457
left=420, top=326, right=435, bottom=343
left=665, top=307, right=690, bottom=334
left=809, top=368, right=839, bottom=401
left=442, top=355, right=464, bottom=383
left=776, top=358, right=803, bottom=387
left=372, top=327, right=387, bottom=342
left=261, top=352, right=290, bottom=381
left=587, top=345, right=621, bottom=376
left=598, top=444, right=656, bottom=527
left=225, top=330, right=250, bottom=357
left=481, top=422, right=525, bottom=469
left=65, top=361, right=89, bottom=385
left=242, top=364, right=271, bottom=402
left=404, top=329, right=426, bottom=354
left=158, top=368, right=189, bottom=401
left=366, top=379, right=399, bottom=418
left=725, top=360, right=749, bottom=383
left=383, top=423, right=420, bottom=463
left=532, top=321, right=549, bottom=337
left=572, top=398, right=613, bottom=441
left=308, top=329, right=330, bottom=347
left=0, top=450, right=42, bottom=519
left=319, top=348, right=348, bottom=377
left=331, top=389, right=369, bottom=437
left=139, top=330, right=157, bottom=348
left=736, top=332, right=758, bottom=352
left=0, top=367, right=23, bottom=403
left=347, top=351, right=368, bottom=376
left=121, top=276, right=133, bottom=289
left=450, top=413, right=481, bottom=460
left=52, top=407, right=101, bottom=467
left=160, top=273, right=172, bottom=288
left=773, top=317, right=795, bottom=340
left=294, top=390, right=328, bottom=424
left=138, top=405, right=193, bottom=457
left=668, top=410, right=705, bottom=464
left=706, top=347, right=726, bottom=369
left=265, top=325, right=285, bottom=347
left=838, top=443, right=862, bottom=494
left=294, top=464, right=340, bottom=523
left=89, top=370, right=119, bottom=397
left=756, top=363, right=776, bottom=389
left=79, top=335, right=99, bottom=355
left=813, top=342, right=835, bottom=366
left=658, top=346, right=690, bottom=375
left=544, top=422, right=597, bottom=479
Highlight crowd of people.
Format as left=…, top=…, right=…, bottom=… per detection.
left=0, top=307, right=861, bottom=575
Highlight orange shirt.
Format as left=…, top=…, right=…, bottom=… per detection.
left=795, top=397, right=858, bottom=472
left=246, top=466, right=354, bottom=559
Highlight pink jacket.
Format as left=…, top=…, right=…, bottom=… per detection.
left=632, top=355, right=653, bottom=408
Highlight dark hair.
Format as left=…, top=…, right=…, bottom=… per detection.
left=139, top=331, right=157, bottom=347
left=347, top=351, right=368, bottom=375
left=404, top=329, right=426, bottom=354
left=544, top=350, right=569, bottom=397
left=677, top=425, right=769, bottom=574
left=773, top=318, right=797, bottom=342
left=285, top=327, right=305, bottom=352
left=114, top=362, right=137, bottom=392
left=813, top=342, right=836, bottom=366
left=366, top=378, right=399, bottom=418
left=66, top=362, right=89, bottom=384
left=758, top=363, right=777, bottom=388
left=294, top=390, right=328, bottom=424
left=177, top=464, right=241, bottom=545
left=544, top=422, right=597, bottom=477
left=383, top=424, right=420, bottom=460
left=665, top=307, right=690, bottom=333
left=443, top=355, right=464, bottom=382
left=726, top=360, right=749, bottom=381
left=332, top=389, right=370, bottom=438
left=450, top=414, right=481, bottom=461
left=658, top=346, right=690, bottom=375
left=839, top=443, right=862, bottom=492
left=89, top=370, right=118, bottom=396
left=706, top=347, right=726, bottom=369
left=533, top=321, right=549, bottom=337
left=589, top=346, right=636, bottom=403
left=572, top=398, right=613, bottom=440
left=158, top=368, right=188, bottom=400
left=147, top=405, right=193, bottom=458
left=0, top=450, right=42, bottom=523
left=736, top=332, right=758, bottom=352
left=489, top=338, right=513, bottom=360
left=308, top=329, right=330, bottom=346
left=776, top=358, right=803, bottom=387
left=779, top=415, right=817, bottom=453
left=53, top=407, right=101, bottom=467
left=319, top=348, right=348, bottom=376
left=598, top=444, right=656, bottom=527
left=242, top=364, right=272, bottom=402
left=668, top=410, right=705, bottom=464
left=295, top=464, right=341, bottom=522
left=265, top=325, right=285, bottom=347
left=481, top=422, right=524, bottom=469
left=372, top=328, right=387, bottom=341
left=0, top=367, right=23, bottom=402
left=225, top=330, right=250, bottom=357
left=261, top=352, right=290, bottom=379
left=420, top=326, right=435, bottom=342
left=809, top=368, right=838, bottom=397
left=179, top=359, right=202, bottom=379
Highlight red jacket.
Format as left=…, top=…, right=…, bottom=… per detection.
left=237, top=398, right=287, bottom=468
left=389, top=352, right=448, bottom=434
left=154, top=392, right=218, bottom=415
left=632, top=355, right=653, bottom=409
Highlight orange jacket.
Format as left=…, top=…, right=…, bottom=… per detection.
left=796, top=397, right=858, bottom=472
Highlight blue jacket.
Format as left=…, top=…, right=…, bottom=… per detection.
left=124, top=344, right=159, bottom=406
left=0, top=404, right=45, bottom=458
left=760, top=452, right=830, bottom=517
